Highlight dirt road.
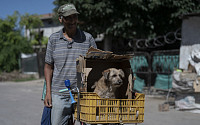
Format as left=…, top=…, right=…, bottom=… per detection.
left=0, top=79, right=199, bottom=125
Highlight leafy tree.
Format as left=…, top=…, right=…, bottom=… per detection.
left=20, top=13, right=46, bottom=53
left=0, top=12, right=33, bottom=72
left=53, top=0, right=200, bottom=51
left=30, top=36, right=48, bottom=45
left=20, top=13, right=43, bottom=40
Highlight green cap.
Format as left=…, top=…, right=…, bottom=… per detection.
left=58, top=3, right=79, bottom=17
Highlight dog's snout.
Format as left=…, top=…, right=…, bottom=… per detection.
left=115, top=79, right=123, bottom=85
left=118, top=79, right=122, bottom=83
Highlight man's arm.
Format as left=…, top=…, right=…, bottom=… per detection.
left=44, top=63, right=53, bottom=107
left=89, top=34, right=97, bottom=49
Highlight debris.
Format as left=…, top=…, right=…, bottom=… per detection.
left=159, top=103, right=169, bottom=112
left=175, top=96, right=200, bottom=113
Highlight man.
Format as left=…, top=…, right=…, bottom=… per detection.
left=44, top=3, right=97, bottom=125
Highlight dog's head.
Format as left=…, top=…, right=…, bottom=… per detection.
left=103, top=68, right=125, bottom=88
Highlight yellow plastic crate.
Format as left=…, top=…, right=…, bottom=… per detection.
left=74, top=92, right=145, bottom=124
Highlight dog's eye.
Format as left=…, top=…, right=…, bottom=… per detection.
left=112, top=74, right=117, bottom=77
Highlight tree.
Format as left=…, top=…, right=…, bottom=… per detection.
left=0, top=12, right=33, bottom=72
left=20, top=13, right=44, bottom=49
left=20, top=13, right=43, bottom=39
left=53, top=0, right=200, bottom=51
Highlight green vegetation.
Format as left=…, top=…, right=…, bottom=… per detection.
left=0, top=12, right=32, bottom=72
left=53, top=0, right=200, bottom=39
left=0, top=11, right=44, bottom=72
left=1, top=0, right=200, bottom=72
left=20, top=13, right=44, bottom=46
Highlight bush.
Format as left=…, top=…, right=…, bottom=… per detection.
left=0, top=12, right=33, bottom=72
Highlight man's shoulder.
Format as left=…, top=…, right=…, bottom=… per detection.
left=82, top=30, right=92, bottom=37
left=49, top=29, right=62, bottom=40
left=77, top=28, right=91, bottom=37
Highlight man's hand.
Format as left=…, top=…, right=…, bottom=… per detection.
left=44, top=93, right=52, bottom=107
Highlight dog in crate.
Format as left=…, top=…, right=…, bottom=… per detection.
left=91, top=68, right=125, bottom=98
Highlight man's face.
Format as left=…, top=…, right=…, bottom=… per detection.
left=62, top=14, right=78, bottom=30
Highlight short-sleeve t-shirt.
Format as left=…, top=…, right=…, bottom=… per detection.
left=45, top=28, right=97, bottom=95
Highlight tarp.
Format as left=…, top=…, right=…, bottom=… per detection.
left=133, top=76, right=145, bottom=92
left=129, top=56, right=148, bottom=72
left=175, top=96, right=200, bottom=114
left=152, top=55, right=179, bottom=72
left=154, top=74, right=172, bottom=89
left=172, top=70, right=195, bottom=92
left=41, top=106, right=51, bottom=125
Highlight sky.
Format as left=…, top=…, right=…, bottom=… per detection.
left=0, top=0, right=55, bottom=19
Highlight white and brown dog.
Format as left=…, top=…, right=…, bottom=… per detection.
left=91, top=68, right=125, bottom=98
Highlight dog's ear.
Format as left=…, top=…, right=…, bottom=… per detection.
left=102, top=69, right=110, bottom=80
left=119, top=69, right=125, bottom=78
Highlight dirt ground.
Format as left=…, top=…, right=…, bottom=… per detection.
left=0, top=79, right=200, bottom=125
left=0, top=70, right=39, bottom=81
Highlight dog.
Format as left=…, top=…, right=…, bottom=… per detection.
left=91, top=68, right=125, bottom=98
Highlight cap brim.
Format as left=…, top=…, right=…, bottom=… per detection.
left=62, top=9, right=79, bottom=17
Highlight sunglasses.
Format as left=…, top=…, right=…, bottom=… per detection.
left=63, top=14, right=78, bottom=21
left=67, top=41, right=73, bottom=49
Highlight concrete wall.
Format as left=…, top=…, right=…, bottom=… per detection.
left=182, top=16, right=200, bottom=45
left=41, top=26, right=63, bottom=38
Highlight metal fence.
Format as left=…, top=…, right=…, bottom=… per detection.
left=129, top=50, right=179, bottom=93
left=20, top=52, right=45, bottom=78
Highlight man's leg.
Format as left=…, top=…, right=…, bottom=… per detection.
left=51, top=94, right=73, bottom=125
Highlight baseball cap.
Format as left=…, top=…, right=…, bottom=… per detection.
left=58, top=3, right=79, bottom=17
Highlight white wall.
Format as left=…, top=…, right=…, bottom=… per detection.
left=41, top=26, right=63, bottom=38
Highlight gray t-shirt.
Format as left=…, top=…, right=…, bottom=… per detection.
left=45, top=28, right=97, bottom=95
